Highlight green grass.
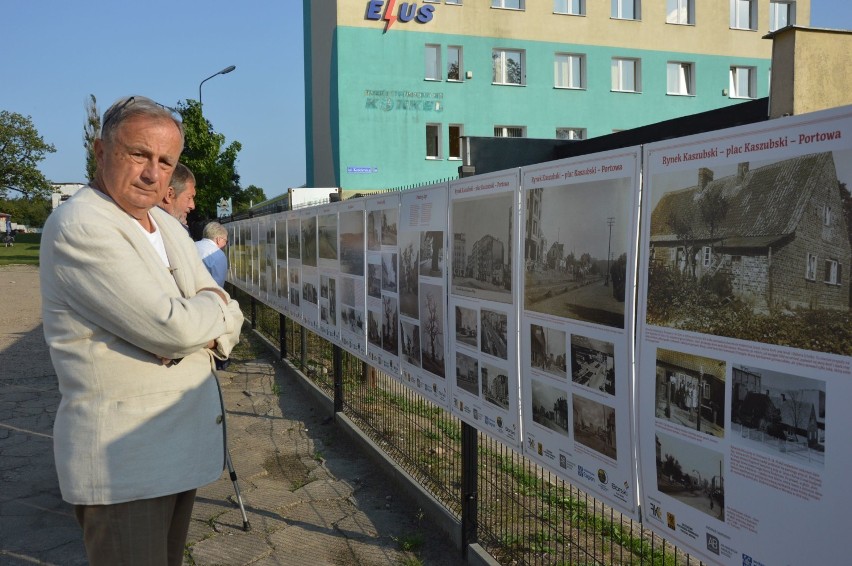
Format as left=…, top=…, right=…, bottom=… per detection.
left=0, top=233, right=41, bottom=266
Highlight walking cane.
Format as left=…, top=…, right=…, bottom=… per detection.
left=214, top=370, right=252, bottom=531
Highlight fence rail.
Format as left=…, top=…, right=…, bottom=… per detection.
left=232, top=287, right=701, bottom=566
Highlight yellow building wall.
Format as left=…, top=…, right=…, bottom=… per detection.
left=340, top=1, right=810, bottom=58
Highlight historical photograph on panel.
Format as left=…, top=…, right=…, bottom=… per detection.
left=302, top=280, right=318, bottom=305
left=321, top=275, right=329, bottom=299
left=381, top=295, right=399, bottom=356
left=731, top=364, right=825, bottom=468
left=419, top=231, right=444, bottom=278
left=531, top=378, right=569, bottom=437
left=327, top=277, right=337, bottom=325
left=480, top=308, right=508, bottom=361
left=367, top=210, right=382, bottom=251
left=481, top=361, right=510, bottom=410
left=339, top=210, right=365, bottom=276
left=452, top=193, right=514, bottom=304
left=456, top=351, right=479, bottom=396
left=301, top=216, right=317, bottom=267
left=571, top=334, right=615, bottom=395
left=524, top=179, right=632, bottom=329
left=367, top=261, right=382, bottom=298
left=530, top=324, right=568, bottom=379
left=367, top=308, right=382, bottom=349
left=381, top=252, right=398, bottom=293
left=646, top=152, right=852, bottom=356
left=572, top=394, right=617, bottom=460
left=656, top=432, right=725, bottom=522
left=381, top=207, right=398, bottom=246
left=455, top=305, right=478, bottom=348
left=318, top=213, right=338, bottom=261
left=289, top=269, right=300, bottom=306
left=288, top=221, right=300, bottom=260
left=340, top=276, right=356, bottom=307
left=276, top=219, right=287, bottom=261
left=655, top=348, right=726, bottom=438
left=277, top=266, right=287, bottom=298
left=401, top=320, right=422, bottom=368
left=398, top=231, right=420, bottom=319
left=342, top=305, right=363, bottom=335
left=419, top=282, right=446, bottom=378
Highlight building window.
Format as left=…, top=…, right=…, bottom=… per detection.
left=449, top=124, right=464, bottom=159
left=425, top=44, right=441, bottom=81
left=445, top=0, right=462, bottom=4
left=554, top=0, right=584, bottom=15
left=612, top=58, right=641, bottom=92
left=806, top=253, right=817, bottom=281
left=493, top=49, right=525, bottom=85
left=667, top=62, right=695, bottom=95
left=770, top=1, right=795, bottom=31
left=494, top=126, right=525, bottom=138
left=729, top=66, right=756, bottom=98
left=492, top=0, right=524, bottom=9
left=612, top=0, right=640, bottom=20
left=556, top=127, right=586, bottom=140
left=731, top=0, right=756, bottom=30
left=426, top=124, right=441, bottom=159
left=448, top=46, right=463, bottom=81
left=702, top=246, right=712, bottom=267
left=554, top=53, right=585, bottom=89
left=823, top=205, right=833, bottom=226
left=824, top=260, right=842, bottom=285
left=666, top=0, right=694, bottom=24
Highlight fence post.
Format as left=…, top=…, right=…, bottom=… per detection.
left=250, top=297, right=256, bottom=330
left=279, top=313, right=287, bottom=360
left=461, top=421, right=478, bottom=557
left=333, top=345, right=343, bottom=413
left=300, top=324, right=307, bottom=370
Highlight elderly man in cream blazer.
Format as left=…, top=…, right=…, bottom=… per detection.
left=40, top=96, right=243, bottom=566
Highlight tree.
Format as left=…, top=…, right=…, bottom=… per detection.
left=232, top=184, right=266, bottom=215
left=0, top=196, right=51, bottom=228
left=83, top=95, right=100, bottom=183
left=0, top=111, right=56, bottom=199
left=175, top=100, right=242, bottom=219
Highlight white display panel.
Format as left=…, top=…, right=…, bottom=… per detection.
left=316, top=202, right=341, bottom=344
left=448, top=170, right=522, bottom=448
left=299, top=207, right=320, bottom=331
left=337, top=198, right=367, bottom=360
left=637, top=106, right=852, bottom=565
left=519, top=148, right=642, bottom=519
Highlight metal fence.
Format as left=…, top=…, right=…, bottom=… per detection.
left=232, top=287, right=701, bottom=566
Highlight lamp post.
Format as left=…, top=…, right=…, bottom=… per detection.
left=199, top=65, right=236, bottom=108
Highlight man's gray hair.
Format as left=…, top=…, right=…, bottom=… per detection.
left=100, top=95, right=184, bottom=149
left=203, top=221, right=228, bottom=241
left=170, top=163, right=196, bottom=197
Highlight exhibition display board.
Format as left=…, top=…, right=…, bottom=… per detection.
left=519, top=148, right=642, bottom=519
left=227, top=104, right=852, bottom=565
left=636, top=106, right=852, bottom=565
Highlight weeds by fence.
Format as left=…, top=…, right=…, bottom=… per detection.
left=232, top=287, right=701, bottom=566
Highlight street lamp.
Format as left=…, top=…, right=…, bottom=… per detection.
left=199, top=65, right=237, bottom=107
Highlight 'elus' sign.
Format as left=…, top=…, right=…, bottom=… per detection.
left=365, top=0, right=435, bottom=32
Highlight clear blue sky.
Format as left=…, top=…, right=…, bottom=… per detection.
left=2, top=1, right=851, bottom=201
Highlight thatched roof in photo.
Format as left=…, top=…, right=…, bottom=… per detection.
left=650, top=152, right=836, bottom=247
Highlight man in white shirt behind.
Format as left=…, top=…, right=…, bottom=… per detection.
left=195, top=221, right=228, bottom=287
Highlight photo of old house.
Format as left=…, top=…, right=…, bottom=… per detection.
left=455, top=306, right=478, bottom=348
left=530, top=378, right=569, bottom=437
left=647, top=152, right=852, bottom=355
left=571, top=334, right=615, bottom=395
left=655, top=348, right=725, bottom=438
left=656, top=432, right=724, bottom=522
left=731, top=364, right=825, bottom=468
left=456, top=351, right=479, bottom=396
left=481, top=361, right=510, bottom=410
left=530, top=324, right=567, bottom=379
left=572, top=394, right=617, bottom=460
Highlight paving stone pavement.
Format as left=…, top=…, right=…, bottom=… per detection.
left=0, top=266, right=463, bottom=565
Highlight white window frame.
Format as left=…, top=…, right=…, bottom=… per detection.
left=426, top=123, right=442, bottom=159
left=611, top=58, right=641, bottom=93
left=447, top=45, right=463, bottom=81
left=425, top=44, right=441, bottom=81
left=806, top=253, right=817, bottom=281
left=494, top=126, right=526, bottom=138
left=554, top=53, right=585, bottom=89
left=824, top=259, right=841, bottom=285
left=554, top=0, right=585, bottom=15
left=612, top=0, right=640, bottom=20
left=667, top=61, right=695, bottom=96
left=731, top=0, right=756, bottom=30
left=666, top=0, right=694, bottom=24
left=556, top=127, right=586, bottom=140
left=445, top=0, right=462, bottom=4
left=769, top=1, right=795, bottom=31
left=823, top=205, right=833, bottom=226
left=492, top=0, right=524, bottom=9
left=493, top=48, right=526, bottom=86
left=729, top=66, right=756, bottom=99
left=702, top=246, right=712, bottom=267
left=449, top=124, right=464, bottom=160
